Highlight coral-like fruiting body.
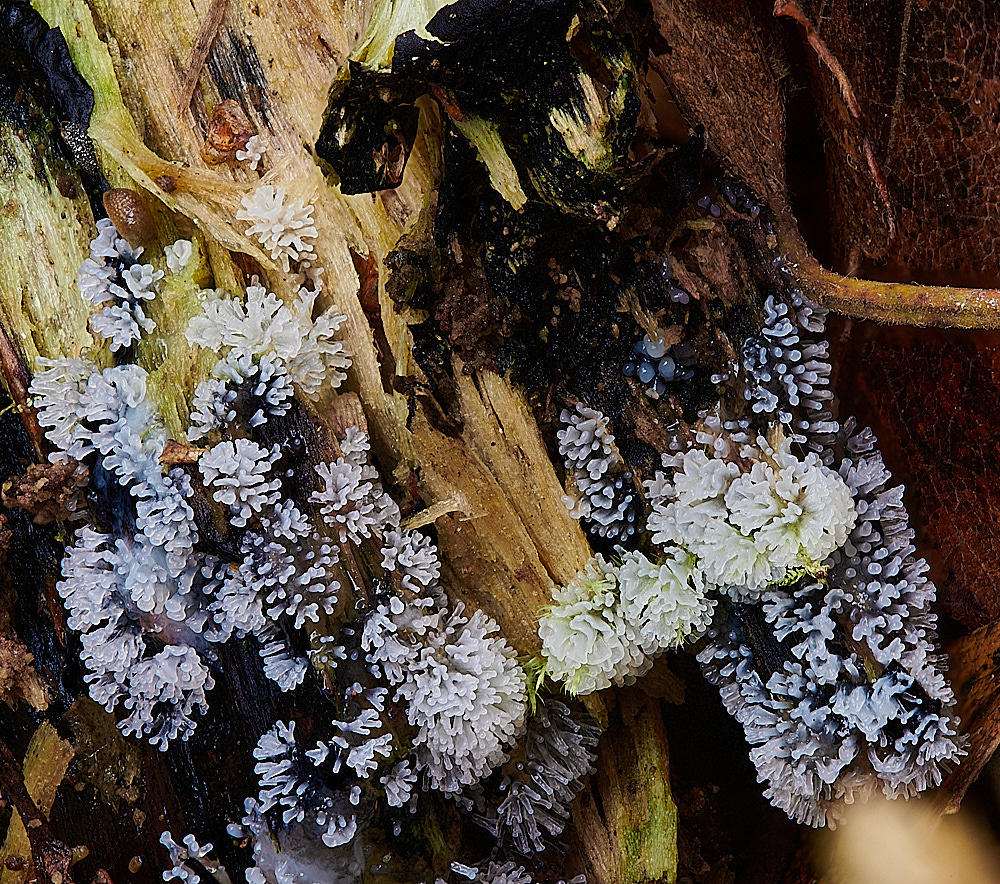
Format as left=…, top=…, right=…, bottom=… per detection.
left=236, top=184, right=318, bottom=271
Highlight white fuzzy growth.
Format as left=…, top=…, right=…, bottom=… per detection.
left=339, top=426, right=370, bottom=465
left=186, top=283, right=350, bottom=398
left=186, top=285, right=288, bottom=352
left=237, top=185, right=318, bottom=270
left=84, top=364, right=164, bottom=473
left=311, top=436, right=399, bottom=544
left=253, top=722, right=363, bottom=850
left=119, top=645, right=214, bottom=749
left=557, top=403, right=639, bottom=540
left=726, top=442, right=855, bottom=568
left=212, top=571, right=267, bottom=640
left=364, top=599, right=527, bottom=791
left=647, top=438, right=856, bottom=599
left=90, top=302, right=156, bottom=350
left=36, top=355, right=220, bottom=750
left=219, top=351, right=294, bottom=424
left=207, top=499, right=338, bottom=686
left=345, top=733, right=393, bottom=778
left=135, top=468, right=200, bottom=578
left=32, top=360, right=197, bottom=576
left=407, top=607, right=526, bottom=790
left=79, top=218, right=162, bottom=350
left=88, top=215, right=137, bottom=259
left=119, top=262, right=163, bottom=300
left=617, top=549, right=715, bottom=654
left=236, top=134, right=268, bottom=170
left=473, top=863, right=533, bottom=884
left=381, top=760, right=417, bottom=807
left=259, top=633, right=309, bottom=691
left=381, top=528, right=441, bottom=593
left=165, top=239, right=194, bottom=273
left=696, top=422, right=965, bottom=826
left=78, top=218, right=139, bottom=303
left=32, top=359, right=163, bottom=467
left=187, top=378, right=236, bottom=441
left=189, top=352, right=294, bottom=440
left=242, top=510, right=341, bottom=629
left=30, top=356, right=96, bottom=459
left=741, top=293, right=835, bottom=447
left=254, top=720, right=304, bottom=819
left=284, top=288, right=351, bottom=395
left=58, top=529, right=223, bottom=747
left=160, top=832, right=221, bottom=884
left=557, top=403, right=617, bottom=476
left=538, top=556, right=647, bottom=695
left=558, top=402, right=617, bottom=518
left=199, top=439, right=282, bottom=527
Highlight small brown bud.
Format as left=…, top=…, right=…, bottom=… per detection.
left=201, top=99, right=255, bottom=165
left=55, top=173, right=77, bottom=199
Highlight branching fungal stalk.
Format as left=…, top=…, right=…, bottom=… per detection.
left=539, top=262, right=965, bottom=826
left=363, top=595, right=528, bottom=792
left=79, top=218, right=161, bottom=351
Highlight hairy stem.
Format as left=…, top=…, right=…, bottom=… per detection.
left=777, top=217, right=1000, bottom=329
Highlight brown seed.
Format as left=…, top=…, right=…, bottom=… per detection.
left=102, top=188, right=157, bottom=249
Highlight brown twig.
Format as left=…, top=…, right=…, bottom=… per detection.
left=777, top=215, right=1000, bottom=328
left=177, top=0, right=229, bottom=115
left=774, top=0, right=897, bottom=243
left=0, top=325, right=44, bottom=461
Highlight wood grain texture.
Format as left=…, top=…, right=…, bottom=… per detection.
left=940, top=620, right=1000, bottom=813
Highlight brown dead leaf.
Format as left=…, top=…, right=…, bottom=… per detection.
left=649, top=0, right=787, bottom=208
left=790, top=1, right=1000, bottom=283
left=836, top=322, right=1000, bottom=629
left=939, top=619, right=1000, bottom=813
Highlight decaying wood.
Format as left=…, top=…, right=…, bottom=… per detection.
left=938, top=622, right=1000, bottom=814
left=569, top=688, right=678, bottom=884
left=2, top=0, right=605, bottom=876
left=0, top=725, right=74, bottom=884
left=7, top=0, right=1000, bottom=880
left=36, top=0, right=591, bottom=655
